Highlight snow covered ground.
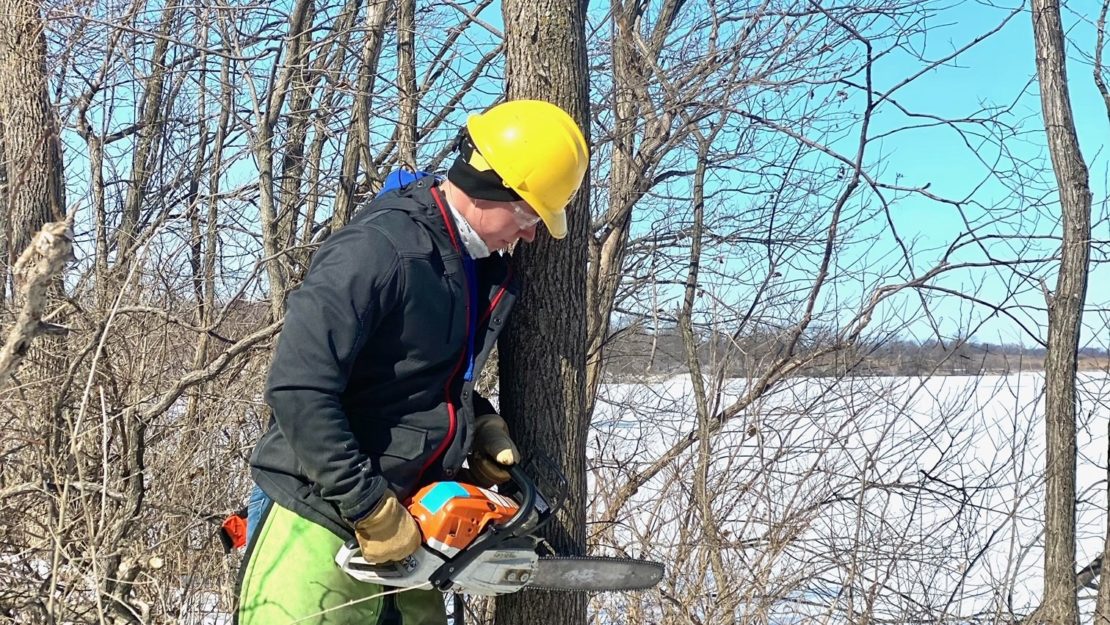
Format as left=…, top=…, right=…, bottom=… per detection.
left=173, top=372, right=1108, bottom=623
left=590, top=372, right=1110, bottom=623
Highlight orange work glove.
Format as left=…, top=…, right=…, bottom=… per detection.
left=467, top=413, right=522, bottom=488
left=352, top=490, right=422, bottom=564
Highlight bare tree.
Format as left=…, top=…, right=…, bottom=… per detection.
left=397, top=0, right=418, bottom=168
left=333, top=0, right=393, bottom=228
left=585, top=0, right=690, bottom=413
left=0, top=0, right=65, bottom=301
left=1091, top=6, right=1110, bottom=623
left=0, top=0, right=513, bottom=620
left=1024, top=1, right=1093, bottom=624
left=250, top=0, right=315, bottom=318
left=576, top=2, right=1105, bottom=624
left=496, top=0, right=591, bottom=623
left=115, top=0, right=178, bottom=283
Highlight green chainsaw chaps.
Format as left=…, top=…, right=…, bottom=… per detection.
left=237, top=499, right=446, bottom=625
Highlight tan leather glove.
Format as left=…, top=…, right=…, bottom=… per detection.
left=352, top=490, right=422, bottom=564
left=467, top=413, right=521, bottom=487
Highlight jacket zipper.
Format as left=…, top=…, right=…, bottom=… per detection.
left=421, top=187, right=467, bottom=479
left=419, top=188, right=515, bottom=479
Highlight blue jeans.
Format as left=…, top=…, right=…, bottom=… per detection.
left=245, top=483, right=271, bottom=545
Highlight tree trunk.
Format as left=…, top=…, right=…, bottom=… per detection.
left=1029, top=1, right=1092, bottom=624
left=297, top=0, right=361, bottom=277
left=497, top=0, right=589, bottom=623
left=275, top=0, right=316, bottom=281
left=396, top=0, right=417, bottom=168
left=333, top=0, right=392, bottom=229
left=583, top=0, right=684, bottom=421
left=1097, top=24, right=1110, bottom=623
left=0, top=0, right=65, bottom=269
left=117, top=0, right=177, bottom=270
left=256, top=0, right=313, bottom=318
left=0, top=0, right=68, bottom=510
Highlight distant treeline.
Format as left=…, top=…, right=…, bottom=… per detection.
left=602, top=328, right=1110, bottom=380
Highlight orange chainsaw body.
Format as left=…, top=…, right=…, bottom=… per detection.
left=406, top=482, right=519, bottom=556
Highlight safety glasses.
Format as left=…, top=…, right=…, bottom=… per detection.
left=511, top=202, right=542, bottom=229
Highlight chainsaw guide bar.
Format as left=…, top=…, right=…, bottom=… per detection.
left=528, top=556, right=664, bottom=592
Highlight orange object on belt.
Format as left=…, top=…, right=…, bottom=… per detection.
left=220, top=512, right=248, bottom=551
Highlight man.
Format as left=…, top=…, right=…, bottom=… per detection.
left=237, top=100, right=589, bottom=625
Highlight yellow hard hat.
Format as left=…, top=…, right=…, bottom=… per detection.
left=465, top=100, right=589, bottom=239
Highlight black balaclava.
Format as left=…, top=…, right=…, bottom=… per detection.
left=446, top=131, right=523, bottom=202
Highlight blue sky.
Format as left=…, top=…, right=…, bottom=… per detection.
left=840, top=0, right=1108, bottom=347
left=582, top=0, right=1108, bottom=349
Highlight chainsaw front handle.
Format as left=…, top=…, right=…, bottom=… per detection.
left=500, top=464, right=537, bottom=533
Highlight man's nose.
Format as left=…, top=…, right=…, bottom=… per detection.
left=519, top=224, right=538, bottom=243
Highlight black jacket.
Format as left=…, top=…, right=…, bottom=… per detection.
left=250, top=177, right=518, bottom=539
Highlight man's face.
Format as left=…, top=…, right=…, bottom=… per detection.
left=467, top=197, right=543, bottom=250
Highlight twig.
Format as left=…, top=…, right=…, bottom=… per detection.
left=0, top=219, right=74, bottom=393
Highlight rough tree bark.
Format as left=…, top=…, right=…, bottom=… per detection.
left=333, top=0, right=392, bottom=229
left=1096, top=5, right=1110, bottom=619
left=0, top=0, right=67, bottom=456
left=1028, top=1, right=1092, bottom=624
left=397, top=0, right=417, bottom=168
left=0, top=0, right=66, bottom=284
left=497, top=0, right=590, bottom=623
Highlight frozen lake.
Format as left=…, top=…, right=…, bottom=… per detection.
left=589, top=372, right=1110, bottom=623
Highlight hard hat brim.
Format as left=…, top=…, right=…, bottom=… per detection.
left=517, top=189, right=568, bottom=239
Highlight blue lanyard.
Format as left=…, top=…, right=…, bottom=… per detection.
left=461, top=251, right=479, bottom=382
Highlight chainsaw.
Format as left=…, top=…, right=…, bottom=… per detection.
left=336, top=458, right=663, bottom=596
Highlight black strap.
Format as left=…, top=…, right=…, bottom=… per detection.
left=379, top=594, right=402, bottom=625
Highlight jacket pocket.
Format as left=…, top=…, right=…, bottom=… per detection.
left=377, top=423, right=432, bottom=499
left=380, top=423, right=428, bottom=462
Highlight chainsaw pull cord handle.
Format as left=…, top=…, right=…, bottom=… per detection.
left=428, top=464, right=539, bottom=591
